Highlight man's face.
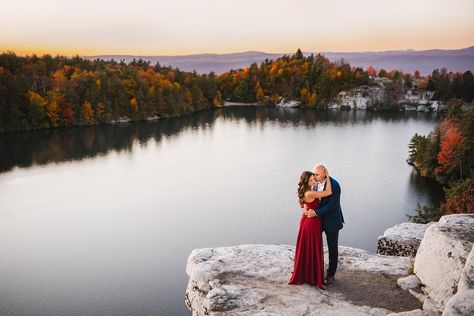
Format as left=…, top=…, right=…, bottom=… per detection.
left=313, top=167, right=326, bottom=182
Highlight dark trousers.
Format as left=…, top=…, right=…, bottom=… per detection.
left=325, top=230, right=339, bottom=277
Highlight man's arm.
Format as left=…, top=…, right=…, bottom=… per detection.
left=315, top=180, right=340, bottom=217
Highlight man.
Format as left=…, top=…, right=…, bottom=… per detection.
left=305, top=164, right=344, bottom=285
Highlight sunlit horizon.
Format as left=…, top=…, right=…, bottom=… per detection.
left=1, top=0, right=473, bottom=57
left=2, top=44, right=474, bottom=58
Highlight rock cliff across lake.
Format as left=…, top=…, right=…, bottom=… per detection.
left=185, top=214, right=473, bottom=315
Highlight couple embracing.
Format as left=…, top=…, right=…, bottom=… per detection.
left=289, top=165, right=344, bottom=290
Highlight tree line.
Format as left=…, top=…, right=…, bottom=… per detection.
left=0, top=52, right=222, bottom=132
left=1, top=49, right=473, bottom=133
left=0, top=49, right=369, bottom=132
left=408, top=105, right=474, bottom=220
left=427, top=68, right=474, bottom=102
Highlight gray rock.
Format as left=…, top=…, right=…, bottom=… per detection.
left=185, top=244, right=413, bottom=315
left=414, top=214, right=474, bottom=311
left=442, top=245, right=474, bottom=315
left=442, top=290, right=474, bottom=316
left=456, top=245, right=474, bottom=293
left=377, top=222, right=428, bottom=257
left=398, top=275, right=423, bottom=291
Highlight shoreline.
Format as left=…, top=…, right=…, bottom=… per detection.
left=0, top=105, right=440, bottom=135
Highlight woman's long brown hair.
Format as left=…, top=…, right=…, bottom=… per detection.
left=297, top=171, right=314, bottom=207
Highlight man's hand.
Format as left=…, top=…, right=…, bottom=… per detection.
left=302, top=204, right=308, bottom=216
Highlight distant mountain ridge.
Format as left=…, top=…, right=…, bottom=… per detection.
left=84, top=46, right=474, bottom=75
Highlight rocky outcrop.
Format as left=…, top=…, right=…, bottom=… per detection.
left=398, top=275, right=423, bottom=292
left=413, top=214, right=474, bottom=313
left=223, top=101, right=261, bottom=106
left=377, top=223, right=429, bottom=256
left=442, top=246, right=474, bottom=316
left=185, top=244, right=418, bottom=315
left=276, top=99, right=301, bottom=108
left=185, top=215, right=474, bottom=315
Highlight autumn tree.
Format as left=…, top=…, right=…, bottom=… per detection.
left=130, top=97, right=138, bottom=112
left=82, top=100, right=94, bottom=124
left=26, top=90, right=48, bottom=128
left=213, top=90, right=222, bottom=108
left=436, top=120, right=465, bottom=179
left=307, top=92, right=317, bottom=108
left=255, top=81, right=264, bottom=103
left=366, top=66, right=377, bottom=77
left=46, top=92, right=60, bottom=127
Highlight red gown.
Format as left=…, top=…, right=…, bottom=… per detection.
left=289, top=198, right=324, bottom=289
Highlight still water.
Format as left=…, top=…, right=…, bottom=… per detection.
left=0, top=107, right=443, bottom=315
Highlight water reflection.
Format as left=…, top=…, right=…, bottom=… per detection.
left=0, top=108, right=438, bottom=173
left=0, top=107, right=443, bottom=316
left=406, top=169, right=445, bottom=214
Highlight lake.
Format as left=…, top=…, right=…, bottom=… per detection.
left=0, top=107, right=443, bottom=315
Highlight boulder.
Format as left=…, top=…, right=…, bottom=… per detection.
left=398, top=275, right=423, bottom=291
left=442, top=290, right=474, bottom=316
left=442, top=245, right=474, bottom=316
left=377, top=223, right=428, bottom=256
left=456, top=245, right=474, bottom=293
left=413, top=214, right=474, bottom=311
left=185, top=244, right=417, bottom=315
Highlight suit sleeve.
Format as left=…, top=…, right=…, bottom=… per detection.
left=315, top=181, right=340, bottom=217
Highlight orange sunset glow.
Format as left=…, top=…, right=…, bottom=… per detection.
left=1, top=0, right=473, bottom=56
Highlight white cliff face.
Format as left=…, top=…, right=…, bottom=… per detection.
left=413, top=214, right=474, bottom=312
left=185, top=244, right=413, bottom=315
left=456, top=245, right=474, bottom=293
left=442, top=246, right=474, bottom=316
left=377, top=222, right=429, bottom=257
left=276, top=99, right=301, bottom=107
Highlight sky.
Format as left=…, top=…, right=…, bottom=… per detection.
left=1, top=0, right=473, bottom=56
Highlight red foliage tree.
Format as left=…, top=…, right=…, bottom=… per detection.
left=366, top=66, right=377, bottom=77
left=436, top=120, right=465, bottom=176
left=441, top=187, right=474, bottom=214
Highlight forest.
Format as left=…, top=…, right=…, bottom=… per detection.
left=1, top=49, right=473, bottom=133
left=408, top=105, right=474, bottom=220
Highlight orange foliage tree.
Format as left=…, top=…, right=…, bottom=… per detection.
left=255, top=81, right=264, bottom=103
left=82, top=100, right=94, bottom=124
left=130, top=97, right=138, bottom=112
left=436, top=120, right=465, bottom=178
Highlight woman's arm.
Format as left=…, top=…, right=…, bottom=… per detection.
left=304, top=177, right=332, bottom=200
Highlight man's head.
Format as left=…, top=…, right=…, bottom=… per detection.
left=312, top=164, right=327, bottom=183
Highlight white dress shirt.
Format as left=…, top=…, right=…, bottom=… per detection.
left=316, top=180, right=326, bottom=192
left=316, top=180, right=326, bottom=201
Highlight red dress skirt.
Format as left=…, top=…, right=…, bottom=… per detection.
left=289, top=198, right=324, bottom=289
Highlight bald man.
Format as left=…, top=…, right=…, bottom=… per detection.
left=306, top=165, right=344, bottom=285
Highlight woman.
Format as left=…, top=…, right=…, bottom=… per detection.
left=289, top=170, right=332, bottom=289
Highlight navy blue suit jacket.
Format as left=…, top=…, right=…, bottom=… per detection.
left=315, top=177, right=344, bottom=232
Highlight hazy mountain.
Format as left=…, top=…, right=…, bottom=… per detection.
left=323, top=46, right=474, bottom=75
left=84, top=46, right=474, bottom=75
